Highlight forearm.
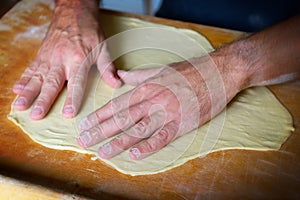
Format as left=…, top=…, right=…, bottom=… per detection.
left=215, top=15, right=300, bottom=93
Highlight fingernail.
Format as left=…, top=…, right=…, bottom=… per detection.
left=77, top=131, right=92, bottom=148
left=99, top=143, right=112, bottom=156
left=31, top=106, right=43, bottom=116
left=130, top=148, right=141, bottom=159
left=63, top=105, right=75, bottom=114
left=14, top=97, right=26, bottom=106
left=79, top=117, right=92, bottom=131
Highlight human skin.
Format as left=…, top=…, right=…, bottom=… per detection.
left=77, top=15, right=300, bottom=160
left=13, top=0, right=121, bottom=120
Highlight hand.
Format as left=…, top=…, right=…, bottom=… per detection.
left=77, top=54, right=245, bottom=160
left=13, top=0, right=121, bottom=120
left=77, top=15, right=300, bottom=160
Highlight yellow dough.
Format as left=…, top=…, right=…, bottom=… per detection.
left=7, top=1, right=294, bottom=176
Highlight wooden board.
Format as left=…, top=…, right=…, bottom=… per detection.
left=0, top=174, right=87, bottom=200
left=0, top=1, right=299, bottom=199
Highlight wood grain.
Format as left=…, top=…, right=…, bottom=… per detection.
left=0, top=2, right=299, bottom=199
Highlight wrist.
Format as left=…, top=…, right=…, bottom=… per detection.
left=209, top=42, right=253, bottom=101
left=48, top=0, right=103, bottom=43
left=225, top=37, right=262, bottom=88
left=53, top=0, right=99, bottom=30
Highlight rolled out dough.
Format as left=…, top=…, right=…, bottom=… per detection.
left=8, top=14, right=294, bottom=176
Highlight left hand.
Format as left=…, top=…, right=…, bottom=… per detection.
left=13, top=0, right=121, bottom=119
left=77, top=53, right=246, bottom=160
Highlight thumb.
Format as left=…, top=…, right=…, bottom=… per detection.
left=96, top=43, right=122, bottom=88
left=117, top=67, right=164, bottom=86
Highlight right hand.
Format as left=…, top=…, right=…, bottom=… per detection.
left=77, top=54, right=245, bottom=160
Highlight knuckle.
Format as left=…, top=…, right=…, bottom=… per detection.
left=55, top=43, right=65, bottom=54
left=130, top=106, right=143, bottom=120
left=67, top=73, right=86, bottom=91
left=132, top=119, right=150, bottom=138
left=110, top=98, right=124, bottom=111
left=45, top=76, right=63, bottom=90
left=73, top=51, right=85, bottom=62
left=141, top=100, right=152, bottom=109
left=138, top=83, right=152, bottom=92
left=69, top=34, right=81, bottom=42
left=24, top=64, right=37, bottom=75
left=139, top=84, right=148, bottom=92
left=94, top=111, right=103, bottom=124
left=114, top=135, right=125, bottom=147
left=115, top=111, right=126, bottom=122
left=35, top=97, right=46, bottom=105
left=135, top=120, right=147, bottom=133
left=156, top=129, right=169, bottom=143
left=31, top=63, right=50, bottom=83
left=91, top=125, right=106, bottom=140
left=39, top=62, right=50, bottom=72
left=143, top=140, right=156, bottom=152
left=114, top=111, right=130, bottom=128
left=32, top=73, right=44, bottom=82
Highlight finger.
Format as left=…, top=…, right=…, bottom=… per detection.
left=13, top=61, right=39, bottom=94
left=13, top=73, right=43, bottom=110
left=78, top=81, right=162, bottom=131
left=77, top=100, right=153, bottom=148
left=30, top=66, right=65, bottom=120
left=79, top=88, right=144, bottom=131
left=62, top=65, right=90, bottom=118
left=117, top=67, right=164, bottom=86
left=98, top=111, right=166, bottom=159
left=129, top=121, right=179, bottom=160
left=97, top=42, right=122, bottom=88
left=78, top=89, right=137, bottom=131
left=14, top=62, right=51, bottom=110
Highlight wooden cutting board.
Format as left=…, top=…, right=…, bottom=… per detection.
left=0, top=1, right=299, bottom=199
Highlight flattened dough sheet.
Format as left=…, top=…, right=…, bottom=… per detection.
left=7, top=0, right=294, bottom=176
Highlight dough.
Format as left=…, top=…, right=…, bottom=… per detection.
left=8, top=14, right=294, bottom=176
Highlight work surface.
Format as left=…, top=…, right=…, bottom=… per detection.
left=0, top=1, right=299, bottom=199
